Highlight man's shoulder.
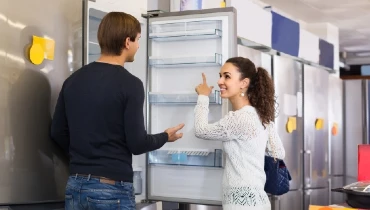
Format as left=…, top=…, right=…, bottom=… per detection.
left=121, top=67, right=142, bottom=86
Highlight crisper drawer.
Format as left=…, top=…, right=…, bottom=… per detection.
left=148, top=165, right=223, bottom=205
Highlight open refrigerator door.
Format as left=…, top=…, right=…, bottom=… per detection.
left=145, top=8, right=237, bottom=205
left=83, top=0, right=148, bottom=202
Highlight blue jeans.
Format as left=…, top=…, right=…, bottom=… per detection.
left=65, top=174, right=136, bottom=210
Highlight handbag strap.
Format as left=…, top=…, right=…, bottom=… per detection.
left=267, top=123, right=278, bottom=162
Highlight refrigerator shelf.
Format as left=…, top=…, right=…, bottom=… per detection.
left=149, top=53, right=222, bottom=68
left=149, top=20, right=222, bottom=42
left=149, top=29, right=222, bottom=41
left=148, top=91, right=222, bottom=105
left=148, top=149, right=223, bottom=168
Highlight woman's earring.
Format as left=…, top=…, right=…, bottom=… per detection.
left=240, top=92, right=245, bottom=97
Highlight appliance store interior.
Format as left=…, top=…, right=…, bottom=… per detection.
left=1, top=0, right=370, bottom=209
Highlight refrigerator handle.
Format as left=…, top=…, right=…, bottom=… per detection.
left=305, top=150, right=312, bottom=186
left=328, top=178, right=332, bottom=204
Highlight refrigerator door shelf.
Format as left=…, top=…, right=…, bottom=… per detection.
left=148, top=149, right=223, bottom=168
left=149, top=54, right=222, bottom=68
left=149, top=20, right=222, bottom=42
left=148, top=91, right=222, bottom=105
left=149, top=29, right=222, bottom=42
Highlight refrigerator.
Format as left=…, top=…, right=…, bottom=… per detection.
left=0, top=0, right=82, bottom=206
left=343, top=79, right=370, bottom=186
left=271, top=55, right=304, bottom=210
left=145, top=8, right=236, bottom=205
left=328, top=75, right=345, bottom=204
left=303, top=64, right=330, bottom=209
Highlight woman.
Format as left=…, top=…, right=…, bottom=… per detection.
left=194, top=57, right=285, bottom=210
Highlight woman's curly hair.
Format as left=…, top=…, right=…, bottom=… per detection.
left=226, top=57, right=277, bottom=127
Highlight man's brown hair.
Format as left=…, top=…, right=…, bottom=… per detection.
left=97, top=12, right=141, bottom=56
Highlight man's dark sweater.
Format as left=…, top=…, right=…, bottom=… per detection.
left=51, top=62, right=168, bottom=182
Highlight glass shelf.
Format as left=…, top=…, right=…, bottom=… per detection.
left=149, top=29, right=222, bottom=41
left=149, top=20, right=222, bottom=42
left=149, top=53, right=222, bottom=68
left=148, top=149, right=223, bottom=168
left=148, top=91, right=222, bottom=105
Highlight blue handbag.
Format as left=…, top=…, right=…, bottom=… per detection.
left=264, top=130, right=292, bottom=196
left=264, top=155, right=292, bottom=195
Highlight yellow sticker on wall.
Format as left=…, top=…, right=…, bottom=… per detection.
left=29, top=35, right=55, bottom=65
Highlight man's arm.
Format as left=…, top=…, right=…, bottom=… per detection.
left=51, top=83, right=70, bottom=153
left=124, top=79, right=168, bottom=155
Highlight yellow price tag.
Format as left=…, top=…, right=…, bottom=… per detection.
left=29, top=35, right=55, bottom=65
left=315, top=118, right=324, bottom=130
left=286, top=117, right=297, bottom=133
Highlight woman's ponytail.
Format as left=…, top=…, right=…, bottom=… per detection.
left=247, top=67, right=276, bottom=127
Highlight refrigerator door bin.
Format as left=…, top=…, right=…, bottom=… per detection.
left=149, top=54, right=222, bottom=68
left=148, top=91, right=222, bottom=105
left=149, top=20, right=222, bottom=41
left=148, top=149, right=223, bottom=168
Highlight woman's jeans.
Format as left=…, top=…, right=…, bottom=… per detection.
left=65, top=174, right=136, bottom=210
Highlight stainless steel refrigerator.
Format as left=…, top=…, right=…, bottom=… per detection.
left=0, top=0, right=82, bottom=206
left=272, top=55, right=304, bottom=210
left=302, top=64, right=330, bottom=209
left=328, top=75, right=345, bottom=204
left=343, top=79, right=369, bottom=186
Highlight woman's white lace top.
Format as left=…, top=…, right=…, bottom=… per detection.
left=194, top=95, right=285, bottom=209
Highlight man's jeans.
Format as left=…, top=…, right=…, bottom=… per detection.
left=65, top=174, right=136, bottom=210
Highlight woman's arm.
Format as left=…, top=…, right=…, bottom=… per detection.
left=265, top=122, right=285, bottom=159
left=194, top=95, right=256, bottom=141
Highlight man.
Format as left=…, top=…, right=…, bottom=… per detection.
left=51, top=12, right=184, bottom=210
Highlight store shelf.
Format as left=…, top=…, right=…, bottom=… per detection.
left=149, top=20, right=222, bottom=42
left=149, top=53, right=222, bottom=68
left=148, top=149, right=223, bottom=168
left=148, top=91, right=222, bottom=105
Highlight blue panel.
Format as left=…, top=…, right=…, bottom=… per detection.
left=361, top=65, right=370, bottom=75
left=271, top=11, right=300, bottom=57
left=319, top=39, right=334, bottom=69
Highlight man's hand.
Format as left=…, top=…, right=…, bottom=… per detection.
left=165, top=123, right=185, bottom=142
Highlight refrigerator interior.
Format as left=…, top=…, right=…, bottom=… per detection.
left=328, top=75, right=345, bottom=204
left=146, top=9, right=236, bottom=204
left=0, top=0, right=82, bottom=205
